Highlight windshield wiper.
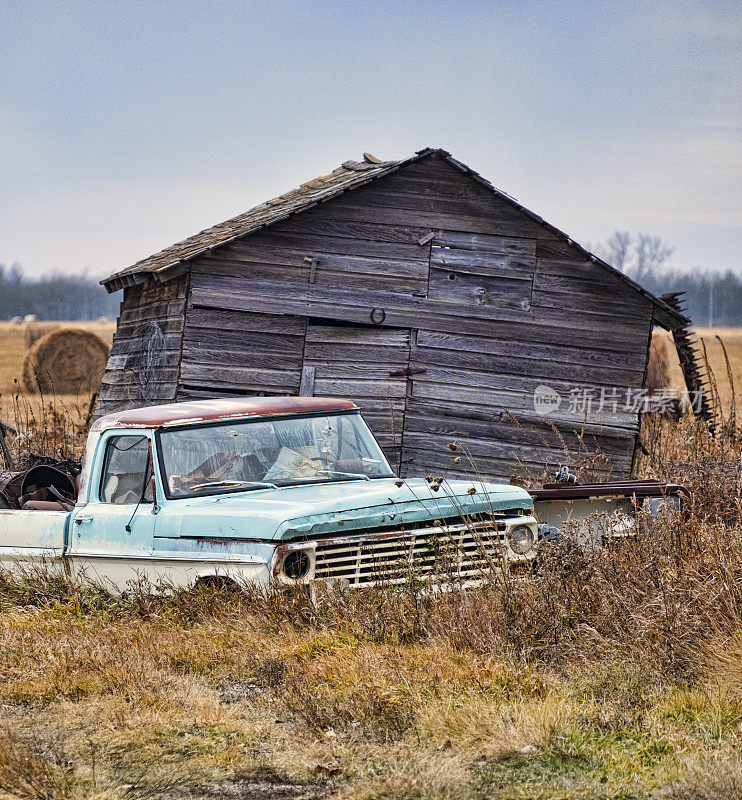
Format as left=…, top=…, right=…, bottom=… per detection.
left=316, top=470, right=371, bottom=481
left=190, top=480, right=279, bottom=493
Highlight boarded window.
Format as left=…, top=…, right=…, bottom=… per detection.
left=428, top=231, right=535, bottom=310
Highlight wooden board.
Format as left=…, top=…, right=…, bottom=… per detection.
left=189, top=276, right=649, bottom=349
left=177, top=308, right=306, bottom=400
left=96, top=276, right=188, bottom=418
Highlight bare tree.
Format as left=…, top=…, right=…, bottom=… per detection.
left=595, top=231, right=674, bottom=283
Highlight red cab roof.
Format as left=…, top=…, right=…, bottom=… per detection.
left=92, top=397, right=358, bottom=432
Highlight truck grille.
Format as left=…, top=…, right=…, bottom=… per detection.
left=313, top=520, right=512, bottom=587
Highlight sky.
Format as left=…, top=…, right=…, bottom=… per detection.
left=1, top=0, right=740, bottom=280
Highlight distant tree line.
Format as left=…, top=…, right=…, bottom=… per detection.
left=641, top=269, right=742, bottom=328
left=596, top=232, right=741, bottom=327
left=0, top=263, right=121, bottom=321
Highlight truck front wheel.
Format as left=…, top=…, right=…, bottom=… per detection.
left=194, top=575, right=238, bottom=592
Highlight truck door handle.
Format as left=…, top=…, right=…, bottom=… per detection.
left=74, top=516, right=93, bottom=525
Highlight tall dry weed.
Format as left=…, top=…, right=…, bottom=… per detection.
left=1, top=385, right=93, bottom=469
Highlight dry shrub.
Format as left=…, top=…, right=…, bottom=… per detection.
left=702, top=628, right=742, bottom=701
left=251, top=507, right=740, bottom=680
left=3, top=391, right=94, bottom=467
left=0, top=727, right=189, bottom=800
left=22, top=329, right=109, bottom=395
left=0, top=560, right=109, bottom=611
left=0, top=729, right=76, bottom=800
left=281, top=672, right=416, bottom=741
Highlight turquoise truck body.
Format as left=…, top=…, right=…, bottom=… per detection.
left=0, top=397, right=538, bottom=591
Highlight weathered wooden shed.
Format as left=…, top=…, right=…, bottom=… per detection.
left=99, top=148, right=685, bottom=481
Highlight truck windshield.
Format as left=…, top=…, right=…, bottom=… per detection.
left=158, top=411, right=395, bottom=497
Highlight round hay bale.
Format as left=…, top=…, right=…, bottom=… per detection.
left=22, top=314, right=38, bottom=324
left=10, top=316, right=22, bottom=326
left=24, top=322, right=60, bottom=349
left=646, top=332, right=672, bottom=394
left=23, top=329, right=110, bottom=394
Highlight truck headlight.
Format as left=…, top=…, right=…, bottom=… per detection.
left=508, top=524, right=535, bottom=555
left=282, top=549, right=311, bottom=579
left=273, top=544, right=315, bottom=584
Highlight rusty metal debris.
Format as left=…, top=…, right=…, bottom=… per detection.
left=0, top=458, right=79, bottom=510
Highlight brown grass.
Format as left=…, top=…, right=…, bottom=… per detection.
left=0, top=323, right=739, bottom=798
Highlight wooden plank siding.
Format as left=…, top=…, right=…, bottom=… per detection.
left=178, top=308, right=306, bottom=399
left=100, top=151, right=657, bottom=482
left=96, top=277, right=188, bottom=418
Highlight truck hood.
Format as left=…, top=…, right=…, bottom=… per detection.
left=162, top=478, right=533, bottom=542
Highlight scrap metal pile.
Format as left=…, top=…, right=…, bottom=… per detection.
left=0, top=419, right=80, bottom=510
left=0, top=457, right=80, bottom=510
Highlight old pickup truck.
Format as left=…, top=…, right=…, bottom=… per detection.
left=0, top=397, right=538, bottom=591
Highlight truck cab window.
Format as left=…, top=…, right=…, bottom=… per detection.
left=159, top=412, right=395, bottom=497
left=99, top=436, right=153, bottom=505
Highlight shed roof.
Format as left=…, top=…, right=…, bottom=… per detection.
left=103, top=152, right=406, bottom=292
left=102, top=148, right=686, bottom=329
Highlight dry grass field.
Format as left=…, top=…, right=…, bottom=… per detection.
left=0, top=323, right=740, bottom=800
left=654, top=327, right=742, bottom=414
left=0, top=415, right=740, bottom=800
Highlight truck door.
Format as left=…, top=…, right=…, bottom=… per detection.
left=0, top=507, right=69, bottom=568
left=68, top=431, right=158, bottom=589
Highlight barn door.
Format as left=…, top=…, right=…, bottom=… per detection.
left=300, top=322, right=411, bottom=472
left=178, top=309, right=307, bottom=400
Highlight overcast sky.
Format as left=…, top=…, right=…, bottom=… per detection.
left=1, top=0, right=739, bottom=280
